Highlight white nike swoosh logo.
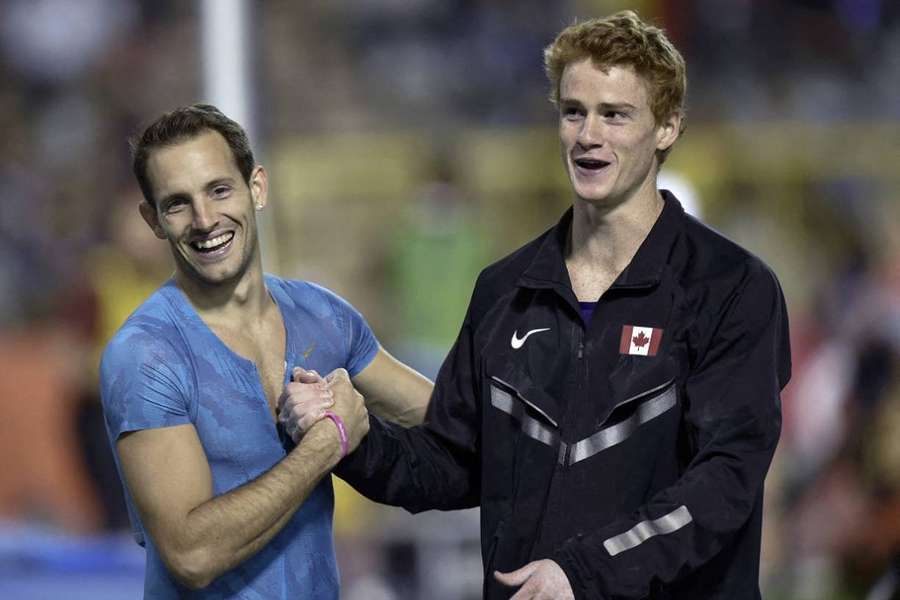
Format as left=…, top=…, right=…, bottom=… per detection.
left=511, top=328, right=551, bottom=349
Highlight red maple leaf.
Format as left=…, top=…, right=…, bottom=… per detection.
left=632, top=331, right=649, bottom=348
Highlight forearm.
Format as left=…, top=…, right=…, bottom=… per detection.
left=362, top=365, right=432, bottom=427
left=365, top=383, right=429, bottom=427
left=162, top=421, right=341, bottom=588
left=337, top=415, right=478, bottom=512
left=352, top=348, right=433, bottom=427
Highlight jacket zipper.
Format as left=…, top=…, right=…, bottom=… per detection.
left=532, top=320, right=583, bottom=557
left=566, top=335, right=586, bottom=464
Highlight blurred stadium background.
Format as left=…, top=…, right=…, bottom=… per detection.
left=0, top=0, right=898, bottom=598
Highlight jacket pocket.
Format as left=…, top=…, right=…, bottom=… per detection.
left=602, top=378, right=677, bottom=427
left=488, top=378, right=555, bottom=508
left=483, top=517, right=506, bottom=576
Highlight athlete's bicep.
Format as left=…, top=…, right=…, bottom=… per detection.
left=116, top=424, right=214, bottom=550
left=352, top=347, right=432, bottom=427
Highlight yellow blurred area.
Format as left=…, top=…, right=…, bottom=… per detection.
left=269, top=122, right=900, bottom=323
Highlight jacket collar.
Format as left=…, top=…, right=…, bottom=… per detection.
left=517, top=190, right=685, bottom=292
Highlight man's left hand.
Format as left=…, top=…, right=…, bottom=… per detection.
left=494, top=559, right=574, bottom=599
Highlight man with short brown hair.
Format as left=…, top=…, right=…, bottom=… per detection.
left=101, top=104, right=432, bottom=598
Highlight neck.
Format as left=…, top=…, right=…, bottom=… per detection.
left=175, top=258, right=270, bottom=323
left=568, top=183, right=663, bottom=271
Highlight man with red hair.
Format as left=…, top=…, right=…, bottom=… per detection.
left=291, top=11, right=790, bottom=599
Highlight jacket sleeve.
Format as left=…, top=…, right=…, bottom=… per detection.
left=552, top=264, right=791, bottom=599
left=335, top=305, right=483, bottom=513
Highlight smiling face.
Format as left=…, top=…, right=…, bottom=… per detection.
left=558, top=59, right=680, bottom=210
left=139, top=129, right=267, bottom=289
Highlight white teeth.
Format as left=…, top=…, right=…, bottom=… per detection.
left=194, top=232, right=233, bottom=249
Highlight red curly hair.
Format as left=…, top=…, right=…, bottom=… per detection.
left=544, top=10, right=686, bottom=137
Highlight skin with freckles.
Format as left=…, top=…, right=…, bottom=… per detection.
left=560, top=59, right=681, bottom=303
left=558, top=59, right=679, bottom=213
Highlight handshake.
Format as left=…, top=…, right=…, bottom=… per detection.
left=276, top=367, right=369, bottom=456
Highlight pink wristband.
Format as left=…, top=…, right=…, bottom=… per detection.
left=323, top=410, right=349, bottom=458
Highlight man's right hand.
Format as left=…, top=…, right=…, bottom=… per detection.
left=117, top=367, right=370, bottom=589
left=277, top=368, right=333, bottom=442
left=322, top=368, right=369, bottom=454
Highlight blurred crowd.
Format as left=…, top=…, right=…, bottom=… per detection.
left=0, top=1, right=898, bottom=598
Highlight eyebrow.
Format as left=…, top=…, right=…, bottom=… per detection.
left=559, top=98, right=638, bottom=111
left=206, top=177, right=237, bottom=190
left=157, top=177, right=238, bottom=207
left=157, top=191, right=188, bottom=208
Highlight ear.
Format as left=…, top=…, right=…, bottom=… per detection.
left=655, top=112, right=682, bottom=154
left=249, top=165, right=268, bottom=211
left=139, top=201, right=167, bottom=240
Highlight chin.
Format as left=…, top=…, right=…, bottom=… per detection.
left=572, top=185, right=614, bottom=206
left=568, top=175, right=609, bottom=202
left=177, top=256, right=241, bottom=288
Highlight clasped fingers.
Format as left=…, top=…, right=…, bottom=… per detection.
left=277, top=380, right=334, bottom=443
left=322, top=369, right=369, bottom=452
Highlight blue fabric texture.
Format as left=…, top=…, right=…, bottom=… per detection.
left=100, top=274, right=379, bottom=599
left=578, top=301, right=598, bottom=326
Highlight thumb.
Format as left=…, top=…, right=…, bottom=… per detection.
left=292, top=366, right=322, bottom=383
left=494, top=562, right=538, bottom=587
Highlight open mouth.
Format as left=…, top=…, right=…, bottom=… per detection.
left=190, top=232, right=235, bottom=254
left=573, top=157, right=610, bottom=171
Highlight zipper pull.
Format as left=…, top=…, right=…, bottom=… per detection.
left=577, top=341, right=584, bottom=359
left=558, top=442, right=570, bottom=466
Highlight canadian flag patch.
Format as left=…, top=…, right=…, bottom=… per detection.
left=619, top=325, right=663, bottom=356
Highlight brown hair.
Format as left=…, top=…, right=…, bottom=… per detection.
left=544, top=10, right=686, bottom=135
left=130, top=104, right=255, bottom=205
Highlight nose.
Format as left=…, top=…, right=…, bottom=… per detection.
left=576, top=113, right=604, bottom=149
left=191, top=198, right=217, bottom=231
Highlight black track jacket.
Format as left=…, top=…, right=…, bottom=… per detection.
left=338, top=193, right=791, bottom=599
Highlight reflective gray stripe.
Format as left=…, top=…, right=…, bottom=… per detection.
left=616, top=378, right=675, bottom=410
left=490, top=385, right=558, bottom=447
left=490, top=376, right=558, bottom=427
left=566, top=384, right=676, bottom=465
left=603, top=505, right=693, bottom=557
